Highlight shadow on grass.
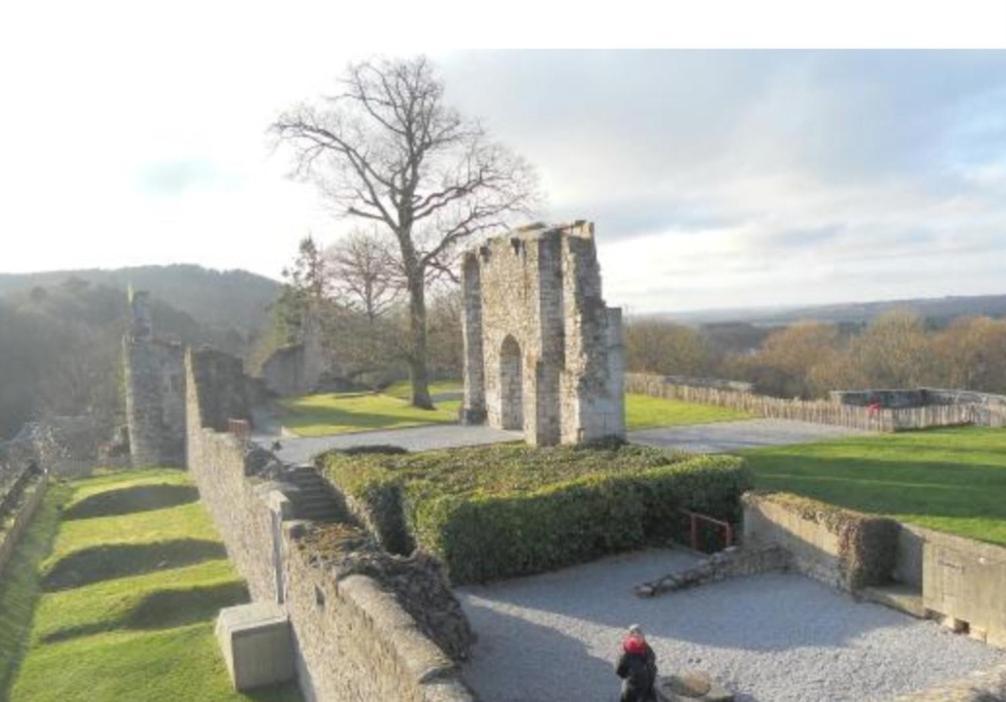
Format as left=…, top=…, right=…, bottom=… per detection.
left=63, top=484, right=198, bottom=520
left=42, top=539, right=227, bottom=592
left=41, top=581, right=250, bottom=644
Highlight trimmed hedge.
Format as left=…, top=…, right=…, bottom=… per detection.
left=323, top=445, right=751, bottom=583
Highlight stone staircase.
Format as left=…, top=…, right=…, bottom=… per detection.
left=861, top=583, right=927, bottom=619
left=281, top=465, right=344, bottom=522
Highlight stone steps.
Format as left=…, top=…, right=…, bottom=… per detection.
left=279, top=466, right=342, bottom=522
left=860, top=583, right=927, bottom=619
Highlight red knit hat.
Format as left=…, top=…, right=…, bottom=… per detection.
left=623, top=634, right=647, bottom=655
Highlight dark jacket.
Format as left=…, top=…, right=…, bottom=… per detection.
left=615, top=641, right=657, bottom=702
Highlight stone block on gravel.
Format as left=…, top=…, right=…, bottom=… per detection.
left=657, top=670, right=734, bottom=701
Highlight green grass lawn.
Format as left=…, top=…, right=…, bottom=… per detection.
left=279, top=384, right=750, bottom=437
left=625, top=393, right=751, bottom=430
left=3, top=469, right=301, bottom=702
left=741, top=427, right=1006, bottom=546
left=383, top=380, right=463, bottom=401
left=279, top=391, right=460, bottom=436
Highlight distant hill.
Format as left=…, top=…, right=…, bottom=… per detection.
left=0, top=264, right=281, bottom=335
left=658, top=293, right=1006, bottom=328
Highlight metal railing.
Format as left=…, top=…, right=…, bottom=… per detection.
left=679, top=508, right=735, bottom=552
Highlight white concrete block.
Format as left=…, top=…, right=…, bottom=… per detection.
left=216, top=602, right=295, bottom=691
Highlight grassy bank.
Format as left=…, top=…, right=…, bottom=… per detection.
left=5, top=469, right=301, bottom=702
left=742, top=427, right=1006, bottom=545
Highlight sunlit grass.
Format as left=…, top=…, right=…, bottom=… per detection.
left=625, top=393, right=752, bottom=430
left=279, top=386, right=753, bottom=437
left=741, top=427, right=1006, bottom=545
left=278, top=391, right=460, bottom=436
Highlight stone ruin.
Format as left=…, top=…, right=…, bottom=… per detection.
left=122, top=288, right=261, bottom=467
left=460, top=221, right=625, bottom=446
left=258, top=304, right=333, bottom=397
left=122, top=287, right=187, bottom=467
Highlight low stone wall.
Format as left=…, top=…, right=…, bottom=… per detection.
left=744, top=491, right=1006, bottom=650
left=635, top=544, right=791, bottom=597
left=741, top=492, right=899, bottom=591
left=831, top=387, right=1006, bottom=429
left=894, top=524, right=1006, bottom=648
left=0, top=472, right=47, bottom=581
left=185, top=349, right=476, bottom=701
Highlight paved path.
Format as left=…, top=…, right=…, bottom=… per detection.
left=629, top=418, right=868, bottom=453
left=253, top=424, right=520, bottom=465
left=457, top=549, right=1004, bottom=702
left=253, top=416, right=868, bottom=464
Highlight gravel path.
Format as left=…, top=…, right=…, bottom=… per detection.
left=252, top=423, right=519, bottom=464
left=629, top=418, right=869, bottom=453
left=254, top=416, right=866, bottom=464
left=457, top=550, right=1004, bottom=702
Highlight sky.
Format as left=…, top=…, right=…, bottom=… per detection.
left=1, top=4, right=1005, bottom=313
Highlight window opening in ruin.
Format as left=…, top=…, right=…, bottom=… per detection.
left=499, top=335, right=524, bottom=431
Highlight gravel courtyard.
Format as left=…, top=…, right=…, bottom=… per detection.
left=457, top=549, right=1004, bottom=702
left=629, top=418, right=868, bottom=453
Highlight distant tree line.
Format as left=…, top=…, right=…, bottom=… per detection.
left=626, top=310, right=1006, bottom=399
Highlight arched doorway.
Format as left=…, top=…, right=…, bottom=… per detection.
left=499, top=335, right=524, bottom=431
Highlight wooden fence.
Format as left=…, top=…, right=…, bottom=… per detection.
left=626, top=373, right=999, bottom=432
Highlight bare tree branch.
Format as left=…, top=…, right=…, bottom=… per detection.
left=272, top=55, right=542, bottom=408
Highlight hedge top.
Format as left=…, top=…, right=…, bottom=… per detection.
left=322, top=443, right=695, bottom=501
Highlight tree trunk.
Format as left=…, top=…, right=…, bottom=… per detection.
left=406, top=268, right=433, bottom=409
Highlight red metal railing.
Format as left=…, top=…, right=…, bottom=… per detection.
left=679, top=508, right=734, bottom=552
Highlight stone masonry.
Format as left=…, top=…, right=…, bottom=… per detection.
left=123, top=288, right=186, bottom=467
left=460, top=221, right=625, bottom=446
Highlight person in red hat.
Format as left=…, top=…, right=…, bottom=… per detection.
left=615, top=624, right=658, bottom=702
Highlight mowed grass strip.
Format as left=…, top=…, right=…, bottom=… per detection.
left=278, top=391, right=460, bottom=436
left=7, top=469, right=301, bottom=702
left=625, top=393, right=752, bottom=430
left=279, top=384, right=751, bottom=437
left=741, top=426, right=1006, bottom=546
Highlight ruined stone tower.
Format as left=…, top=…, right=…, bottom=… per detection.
left=460, top=221, right=625, bottom=446
left=122, top=287, right=186, bottom=467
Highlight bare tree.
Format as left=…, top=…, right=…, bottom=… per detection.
left=325, top=229, right=401, bottom=324
left=272, top=55, right=539, bottom=408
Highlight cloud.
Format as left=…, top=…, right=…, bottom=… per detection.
left=137, top=160, right=229, bottom=196
left=2, top=42, right=1006, bottom=313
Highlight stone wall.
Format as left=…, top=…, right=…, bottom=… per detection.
left=742, top=492, right=899, bottom=592
left=123, top=289, right=186, bottom=467
left=260, top=344, right=308, bottom=398
left=831, top=387, right=1006, bottom=428
left=185, top=351, right=476, bottom=701
left=461, top=221, right=625, bottom=445
left=744, top=491, right=1006, bottom=649
left=1, top=415, right=105, bottom=479
left=258, top=306, right=331, bottom=398
left=0, top=470, right=46, bottom=582
left=894, top=524, right=1006, bottom=648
